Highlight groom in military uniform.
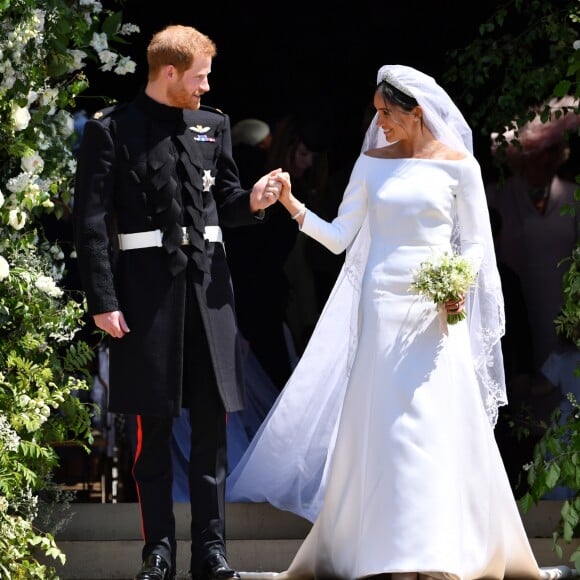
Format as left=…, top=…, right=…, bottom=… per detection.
left=73, top=24, right=283, bottom=580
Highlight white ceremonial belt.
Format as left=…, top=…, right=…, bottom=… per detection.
left=201, top=225, right=223, bottom=243
left=118, top=226, right=223, bottom=251
left=118, top=229, right=163, bottom=250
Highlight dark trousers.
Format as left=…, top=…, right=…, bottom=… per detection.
left=132, top=268, right=228, bottom=577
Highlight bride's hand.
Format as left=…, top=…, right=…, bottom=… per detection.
left=444, top=295, right=465, bottom=314
left=275, top=171, right=306, bottom=222
left=276, top=171, right=292, bottom=202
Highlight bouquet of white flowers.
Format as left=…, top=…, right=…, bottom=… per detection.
left=409, top=251, right=477, bottom=324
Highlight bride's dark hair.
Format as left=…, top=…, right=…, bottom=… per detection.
left=377, top=80, right=418, bottom=111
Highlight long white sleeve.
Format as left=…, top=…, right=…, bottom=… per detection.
left=300, top=156, right=368, bottom=255
left=456, top=157, right=487, bottom=272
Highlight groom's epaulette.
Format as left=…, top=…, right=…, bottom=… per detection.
left=92, top=102, right=128, bottom=121
left=200, top=104, right=225, bottom=116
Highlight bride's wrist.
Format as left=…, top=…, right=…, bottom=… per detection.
left=290, top=202, right=306, bottom=220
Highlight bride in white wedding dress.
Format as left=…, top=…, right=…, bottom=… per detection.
left=226, top=65, right=578, bottom=580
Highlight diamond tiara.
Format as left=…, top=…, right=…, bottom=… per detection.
left=380, top=71, right=415, bottom=99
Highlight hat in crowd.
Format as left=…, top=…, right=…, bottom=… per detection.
left=231, top=118, right=271, bottom=147
left=491, top=95, right=580, bottom=157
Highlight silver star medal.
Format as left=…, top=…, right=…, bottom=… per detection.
left=202, top=170, right=216, bottom=192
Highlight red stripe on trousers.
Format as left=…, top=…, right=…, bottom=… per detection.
left=132, top=415, right=146, bottom=541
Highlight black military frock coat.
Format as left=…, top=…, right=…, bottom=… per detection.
left=73, top=91, right=262, bottom=416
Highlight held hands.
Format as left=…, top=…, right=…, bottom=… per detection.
left=249, top=169, right=303, bottom=223
left=275, top=171, right=307, bottom=224
left=250, top=168, right=285, bottom=212
left=276, top=171, right=292, bottom=204
left=94, top=310, right=130, bottom=338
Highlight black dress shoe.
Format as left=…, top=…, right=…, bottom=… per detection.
left=134, top=554, right=170, bottom=580
left=202, top=553, right=241, bottom=580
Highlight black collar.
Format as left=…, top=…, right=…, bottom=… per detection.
left=135, top=90, right=184, bottom=122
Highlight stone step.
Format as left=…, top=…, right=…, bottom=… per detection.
left=52, top=539, right=301, bottom=579
left=54, top=502, right=311, bottom=541
left=48, top=501, right=579, bottom=579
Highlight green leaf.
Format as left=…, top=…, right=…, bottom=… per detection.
left=519, top=491, right=536, bottom=513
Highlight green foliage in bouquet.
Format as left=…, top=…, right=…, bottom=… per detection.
left=409, top=251, right=476, bottom=325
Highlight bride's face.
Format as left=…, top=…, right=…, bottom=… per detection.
left=374, top=92, right=415, bottom=144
